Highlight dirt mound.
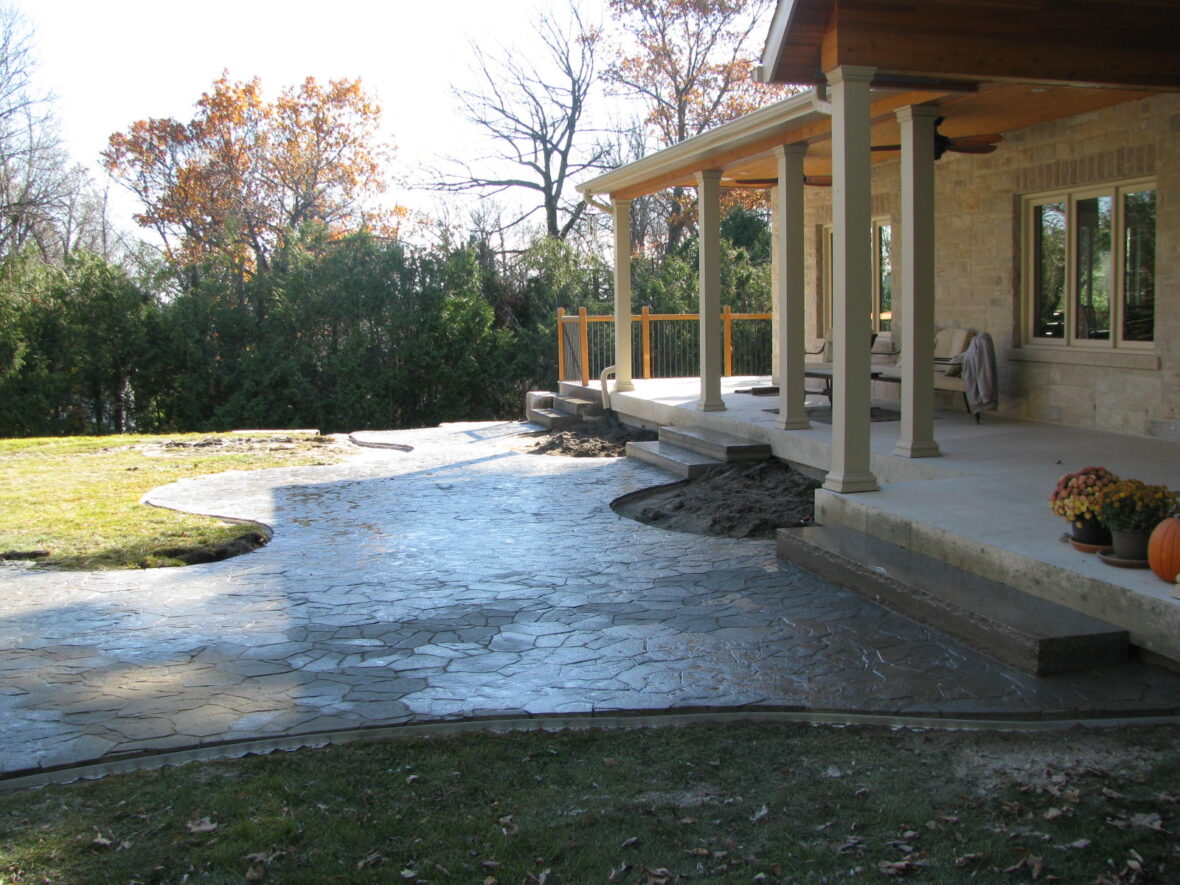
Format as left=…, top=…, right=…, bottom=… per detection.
left=615, top=460, right=821, bottom=540
left=529, top=418, right=657, bottom=458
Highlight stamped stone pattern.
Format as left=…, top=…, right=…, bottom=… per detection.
left=2, top=421, right=1180, bottom=776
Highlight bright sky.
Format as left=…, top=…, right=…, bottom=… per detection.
left=14, top=0, right=614, bottom=236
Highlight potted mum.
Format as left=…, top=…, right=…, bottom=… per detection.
left=1050, top=466, right=1119, bottom=548
left=1095, top=480, right=1179, bottom=562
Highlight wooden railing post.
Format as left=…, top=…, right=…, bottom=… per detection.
left=556, top=308, right=566, bottom=382
left=578, top=307, right=590, bottom=387
left=723, top=305, right=734, bottom=377
left=641, top=306, right=652, bottom=379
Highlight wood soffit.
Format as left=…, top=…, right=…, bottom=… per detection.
left=598, top=82, right=1149, bottom=200
left=764, top=0, right=1180, bottom=92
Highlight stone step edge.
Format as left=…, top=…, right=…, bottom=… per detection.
left=625, top=440, right=722, bottom=479
left=525, top=407, right=581, bottom=430
left=776, top=525, right=1129, bottom=677
left=658, top=426, right=772, bottom=462
left=553, top=395, right=603, bottom=416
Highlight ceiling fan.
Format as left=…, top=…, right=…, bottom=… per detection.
left=871, top=116, right=1002, bottom=160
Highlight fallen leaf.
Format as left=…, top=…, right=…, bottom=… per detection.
left=245, top=865, right=266, bottom=882
left=621, top=836, right=640, bottom=849
left=356, top=850, right=383, bottom=870
left=1067, top=839, right=1091, bottom=850
left=480, top=860, right=501, bottom=869
left=953, top=853, right=983, bottom=867
left=1043, top=807, right=1066, bottom=821
left=186, top=817, right=217, bottom=834
left=751, top=804, right=769, bottom=824
left=405, top=774, right=420, bottom=785
left=1130, top=812, right=1164, bottom=831
left=1101, top=787, right=1124, bottom=800
left=825, top=765, right=844, bottom=778
left=90, top=831, right=113, bottom=851
left=604, top=757, right=620, bottom=766
left=483, top=878, right=497, bottom=885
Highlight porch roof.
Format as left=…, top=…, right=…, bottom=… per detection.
left=578, top=0, right=1167, bottom=203
left=576, top=81, right=1150, bottom=201
left=759, top=0, right=1180, bottom=92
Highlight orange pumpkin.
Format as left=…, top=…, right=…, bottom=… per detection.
left=1147, top=517, right=1180, bottom=584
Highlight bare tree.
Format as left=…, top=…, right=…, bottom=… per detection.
left=606, top=0, right=786, bottom=250
left=431, top=5, right=610, bottom=242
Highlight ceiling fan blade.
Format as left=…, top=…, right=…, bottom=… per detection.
left=804, top=175, right=832, bottom=187
left=950, top=133, right=1003, bottom=147
left=732, top=178, right=778, bottom=186
left=870, top=144, right=901, bottom=152
left=948, top=144, right=998, bottom=154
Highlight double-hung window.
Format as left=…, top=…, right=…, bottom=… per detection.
left=1025, top=180, right=1156, bottom=347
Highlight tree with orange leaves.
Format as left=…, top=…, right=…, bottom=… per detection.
left=606, top=0, right=788, bottom=250
left=104, top=75, right=392, bottom=278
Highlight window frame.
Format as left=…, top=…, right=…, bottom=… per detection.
left=820, top=217, right=894, bottom=337
left=1021, top=178, right=1156, bottom=351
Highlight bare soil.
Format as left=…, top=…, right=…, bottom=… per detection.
left=528, top=418, right=657, bottom=458
left=615, top=459, right=822, bottom=540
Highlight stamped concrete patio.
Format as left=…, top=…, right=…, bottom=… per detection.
left=3, top=421, right=1180, bottom=782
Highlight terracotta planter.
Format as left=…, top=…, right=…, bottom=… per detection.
left=1110, top=528, right=1151, bottom=562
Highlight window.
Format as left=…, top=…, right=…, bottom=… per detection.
left=1025, top=181, right=1155, bottom=346
left=820, top=219, right=893, bottom=335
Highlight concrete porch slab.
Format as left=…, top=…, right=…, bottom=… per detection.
left=589, top=375, right=1180, bottom=664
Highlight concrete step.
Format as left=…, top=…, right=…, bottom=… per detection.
left=626, top=440, right=722, bottom=479
left=525, top=407, right=581, bottom=431
left=553, top=395, right=602, bottom=418
left=658, top=426, right=772, bottom=462
left=776, top=525, right=1129, bottom=676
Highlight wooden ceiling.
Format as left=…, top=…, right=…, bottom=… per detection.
left=600, top=81, right=1150, bottom=198
left=763, top=0, right=1180, bottom=91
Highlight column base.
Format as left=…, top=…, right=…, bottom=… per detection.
left=697, top=400, right=726, bottom=412
left=778, top=416, right=811, bottom=430
left=893, top=439, right=941, bottom=458
left=614, top=380, right=635, bottom=392
left=822, top=471, right=880, bottom=493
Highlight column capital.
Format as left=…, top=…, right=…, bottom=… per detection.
left=773, top=143, right=808, bottom=159
left=825, top=65, right=876, bottom=87
left=894, top=104, right=941, bottom=124
left=611, top=197, right=633, bottom=209
left=695, top=168, right=723, bottom=186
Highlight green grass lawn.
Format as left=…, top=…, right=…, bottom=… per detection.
left=0, top=433, right=349, bottom=570
left=1, top=722, right=1177, bottom=883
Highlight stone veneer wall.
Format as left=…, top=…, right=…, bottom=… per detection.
left=798, top=93, right=1180, bottom=439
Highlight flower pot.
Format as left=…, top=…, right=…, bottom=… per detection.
left=1110, top=528, right=1151, bottom=562
left=1071, top=518, right=1112, bottom=548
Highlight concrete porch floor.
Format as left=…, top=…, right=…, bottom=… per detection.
left=565, top=375, right=1180, bottom=663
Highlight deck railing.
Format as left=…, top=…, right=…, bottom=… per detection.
left=557, top=307, right=772, bottom=386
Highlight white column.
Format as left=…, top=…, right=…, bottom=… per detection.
left=823, top=65, right=879, bottom=493
left=612, top=198, right=635, bottom=392
left=894, top=105, right=941, bottom=457
left=773, top=144, right=810, bottom=429
left=770, top=184, right=781, bottom=385
left=697, top=169, right=725, bottom=411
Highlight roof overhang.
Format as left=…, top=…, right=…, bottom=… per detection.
left=577, top=78, right=1150, bottom=203
left=758, top=0, right=1180, bottom=92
